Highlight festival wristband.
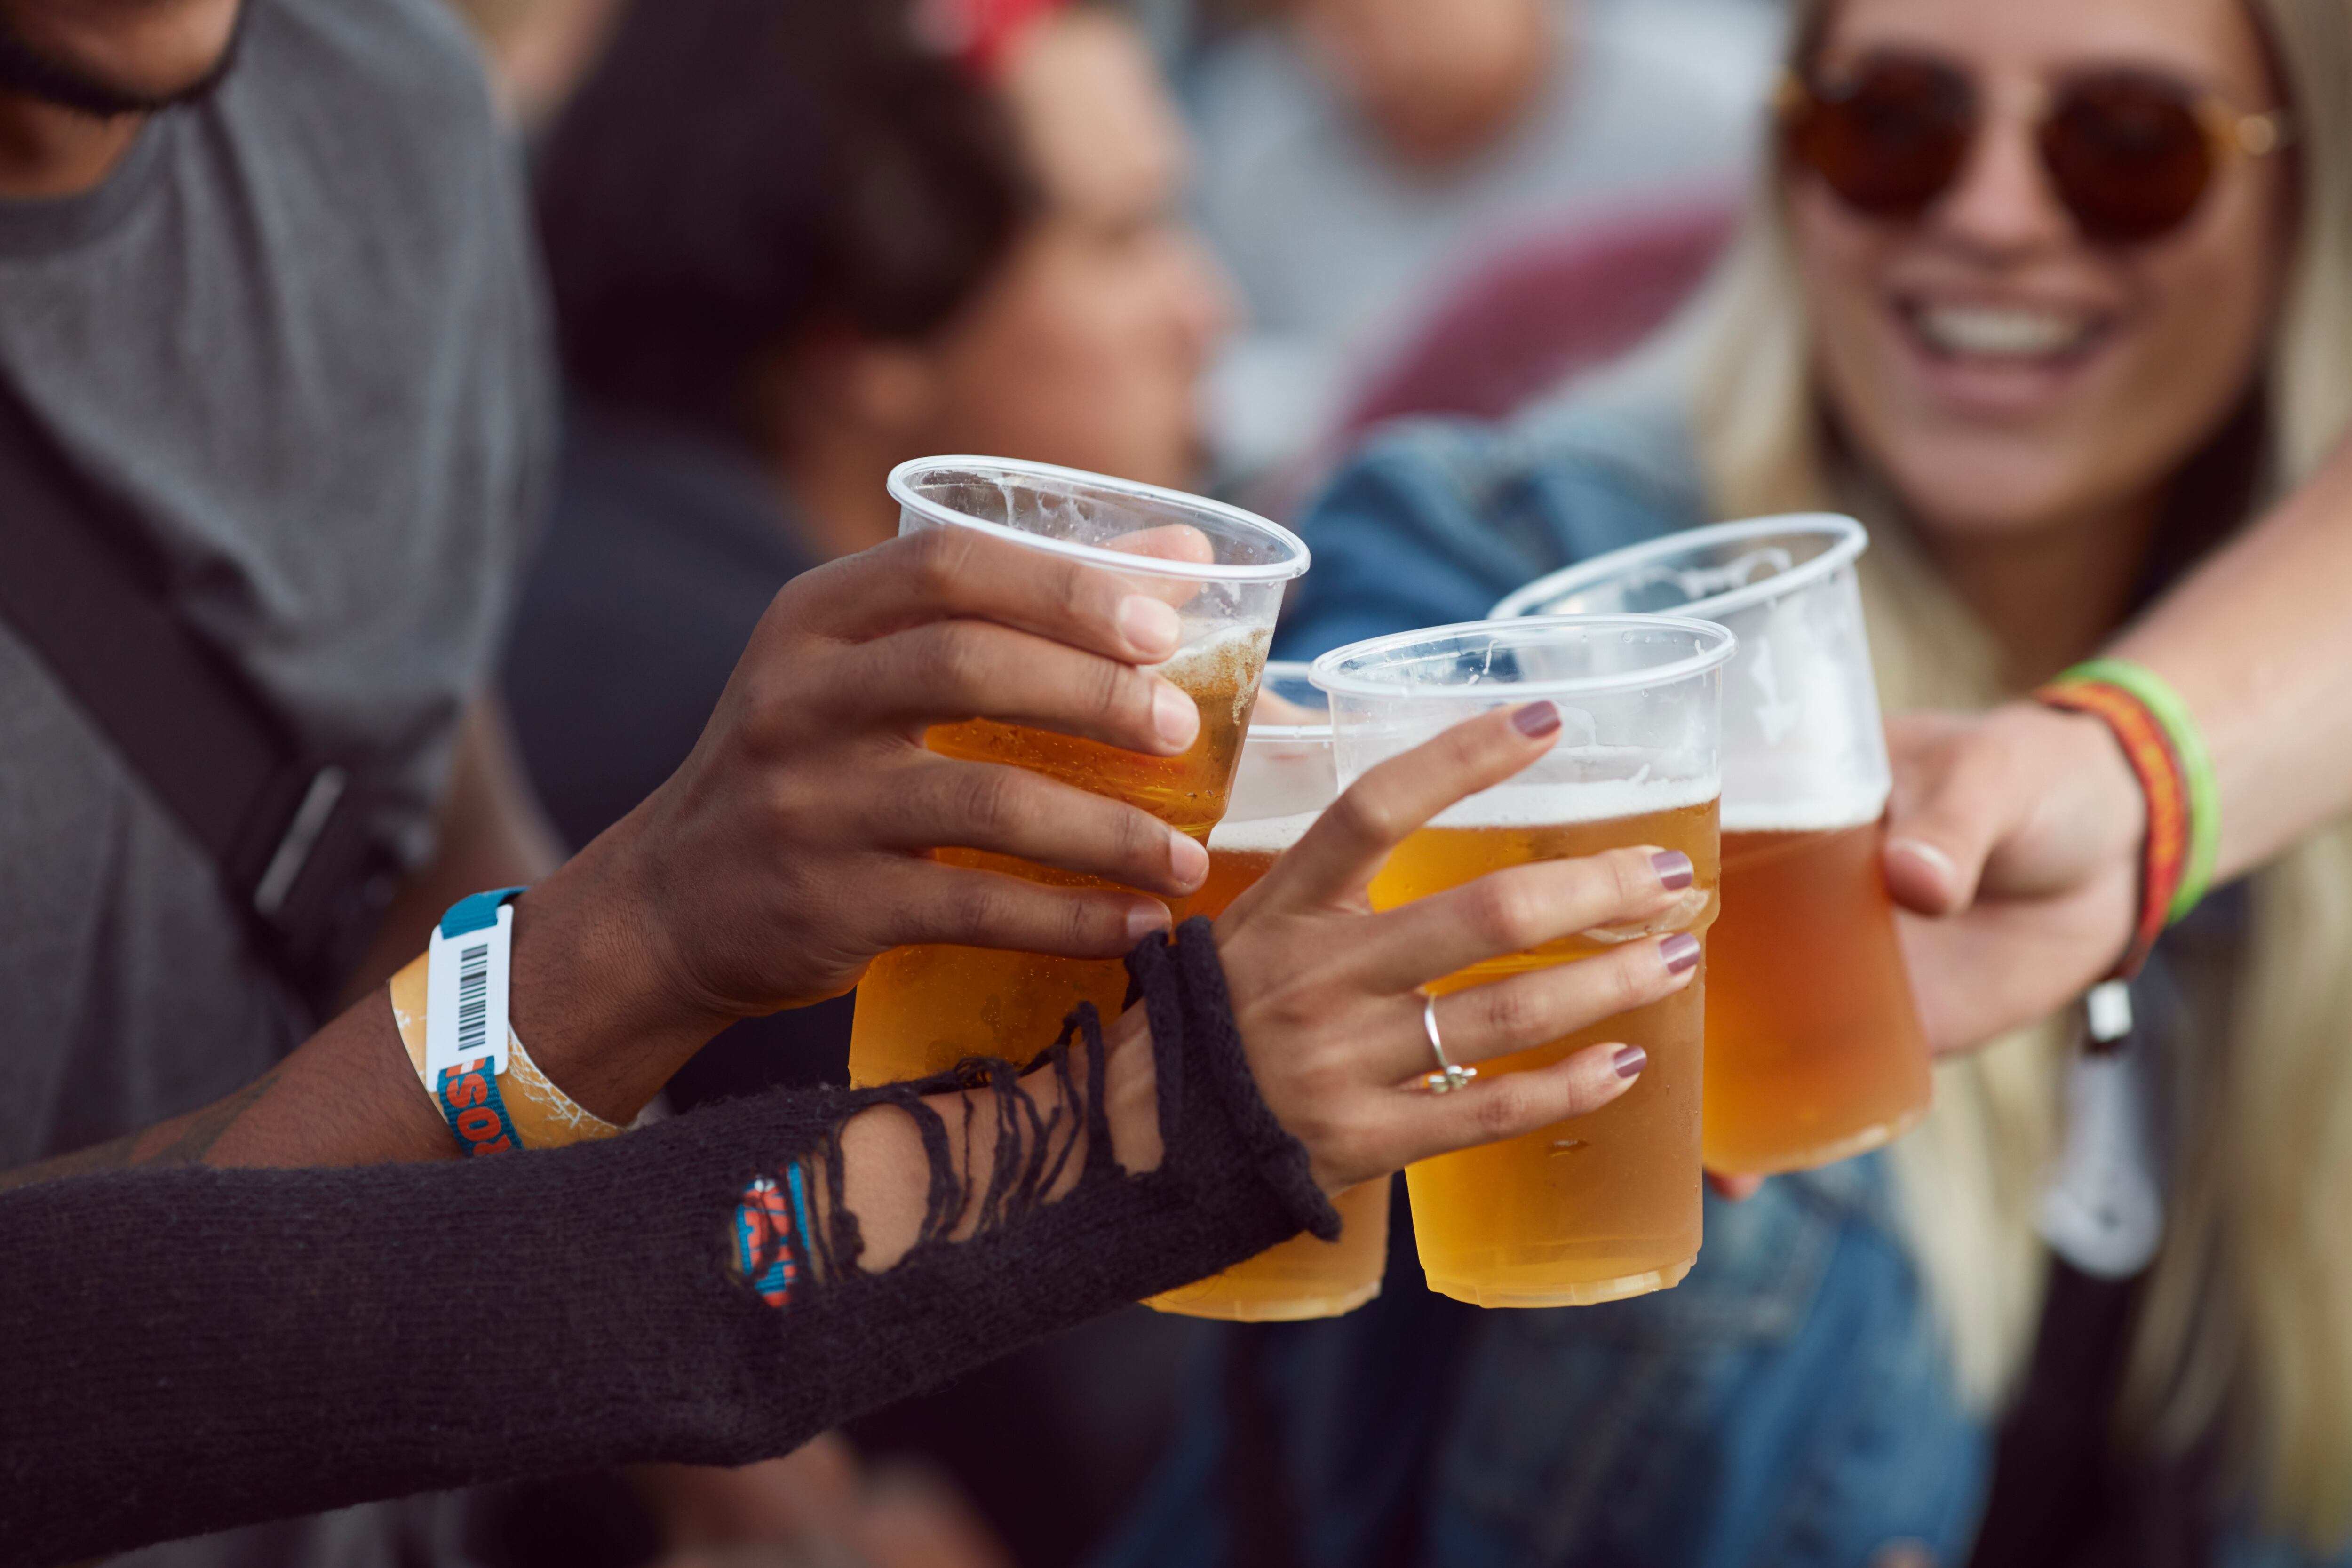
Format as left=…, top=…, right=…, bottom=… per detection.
left=2034, top=661, right=2219, bottom=979
left=387, top=893, right=623, bottom=1155
left=426, top=886, right=526, bottom=1079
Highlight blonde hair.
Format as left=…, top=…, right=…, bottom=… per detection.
left=1646, top=0, right=2352, bottom=1545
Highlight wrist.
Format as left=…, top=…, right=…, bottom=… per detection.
left=2048, top=703, right=2149, bottom=860
left=503, top=845, right=734, bottom=1125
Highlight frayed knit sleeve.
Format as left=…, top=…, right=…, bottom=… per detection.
left=0, top=921, right=1335, bottom=1568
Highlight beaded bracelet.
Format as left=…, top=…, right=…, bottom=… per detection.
left=2034, top=658, right=2220, bottom=979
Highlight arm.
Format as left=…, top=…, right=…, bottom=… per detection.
left=0, top=705, right=1697, bottom=1567
left=2, top=698, right=571, bottom=1189
left=2105, top=435, right=2352, bottom=880
left=0, top=528, right=1227, bottom=1186
left=1884, top=435, right=2352, bottom=1051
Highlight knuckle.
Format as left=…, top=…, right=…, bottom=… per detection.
left=1470, top=876, right=1542, bottom=951
left=1605, top=950, right=1654, bottom=1014
left=1055, top=557, right=1109, bottom=624
left=904, top=526, right=975, bottom=597
left=1063, top=891, right=1121, bottom=950
left=949, top=765, right=1032, bottom=841
left=942, top=876, right=1022, bottom=943
left=1325, top=786, right=1402, bottom=850
left=1471, top=1080, right=1534, bottom=1140
left=1116, top=803, right=1168, bottom=865
left=915, top=623, right=987, bottom=704
left=1093, top=657, right=1145, bottom=729
left=1280, top=1097, right=1349, bottom=1159
left=1613, top=849, right=1653, bottom=910
left=1478, top=983, right=1544, bottom=1046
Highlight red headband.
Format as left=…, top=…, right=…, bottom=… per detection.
left=910, top=0, right=1068, bottom=79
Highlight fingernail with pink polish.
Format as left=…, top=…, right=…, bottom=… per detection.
left=1650, top=850, right=1693, bottom=891
left=1660, top=932, right=1701, bottom=974
left=1613, top=1045, right=1648, bottom=1078
left=1512, top=700, right=1561, bottom=738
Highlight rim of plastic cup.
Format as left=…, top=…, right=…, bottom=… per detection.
left=1491, top=514, right=1867, bottom=622
left=1308, top=614, right=1737, bottom=702
left=1250, top=658, right=1332, bottom=742
left=888, top=454, right=1310, bottom=583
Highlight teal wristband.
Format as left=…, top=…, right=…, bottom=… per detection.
left=2056, top=658, right=2219, bottom=923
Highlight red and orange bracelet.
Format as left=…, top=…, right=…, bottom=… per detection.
left=2033, top=658, right=2219, bottom=979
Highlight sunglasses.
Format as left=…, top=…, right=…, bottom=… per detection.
left=1778, top=53, right=2291, bottom=245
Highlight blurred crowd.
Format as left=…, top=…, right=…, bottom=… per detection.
left=9, top=0, right=2352, bottom=1564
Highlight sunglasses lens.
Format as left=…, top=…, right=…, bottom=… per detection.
left=2042, top=73, right=2215, bottom=243
left=1788, top=57, right=1973, bottom=218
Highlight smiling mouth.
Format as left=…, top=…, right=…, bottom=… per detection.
left=1899, top=300, right=2111, bottom=365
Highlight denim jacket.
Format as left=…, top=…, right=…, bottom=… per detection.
left=1270, top=399, right=1709, bottom=663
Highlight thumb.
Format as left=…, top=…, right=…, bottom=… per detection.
left=1882, top=716, right=2011, bottom=918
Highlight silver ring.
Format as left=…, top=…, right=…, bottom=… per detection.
left=1421, top=994, right=1477, bottom=1094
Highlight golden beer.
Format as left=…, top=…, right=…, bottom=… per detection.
left=1146, top=811, right=1391, bottom=1321
left=1376, top=790, right=1720, bottom=1308
left=848, top=631, right=1267, bottom=1086
left=1700, top=816, right=1931, bottom=1174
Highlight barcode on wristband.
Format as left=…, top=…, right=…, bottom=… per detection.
left=425, top=904, right=514, bottom=1079
left=454, top=938, right=491, bottom=1058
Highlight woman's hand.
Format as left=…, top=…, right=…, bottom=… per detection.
left=510, top=526, right=1218, bottom=1120
left=1882, top=703, right=2143, bottom=1053
left=1112, top=701, right=1702, bottom=1196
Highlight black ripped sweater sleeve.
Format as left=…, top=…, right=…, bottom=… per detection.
left=0, top=922, right=1337, bottom=1568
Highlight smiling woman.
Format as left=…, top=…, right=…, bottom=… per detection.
left=1641, top=0, right=2352, bottom=1554
left=1779, top=0, right=2300, bottom=683
left=1245, top=0, right=2352, bottom=1560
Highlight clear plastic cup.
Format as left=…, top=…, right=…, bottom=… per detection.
left=1311, top=616, right=1733, bottom=1308
left=1144, top=663, right=1391, bottom=1321
left=1494, top=516, right=1931, bottom=1174
left=849, top=457, right=1310, bottom=1087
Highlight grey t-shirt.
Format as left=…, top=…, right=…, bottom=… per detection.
left=0, top=0, right=549, bottom=1164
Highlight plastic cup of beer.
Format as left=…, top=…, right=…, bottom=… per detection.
left=1144, top=663, right=1392, bottom=1321
left=847, top=457, right=1310, bottom=1088
left=1311, top=616, right=1732, bottom=1308
left=1493, top=516, right=1931, bottom=1175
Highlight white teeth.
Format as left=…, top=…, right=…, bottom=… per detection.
left=1913, top=303, right=2096, bottom=359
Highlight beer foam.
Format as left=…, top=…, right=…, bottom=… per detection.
left=1425, top=774, right=1718, bottom=829
left=1155, top=623, right=1271, bottom=686
left=1208, top=809, right=1320, bottom=854
left=1157, top=624, right=1274, bottom=730
left=1720, top=793, right=1890, bottom=834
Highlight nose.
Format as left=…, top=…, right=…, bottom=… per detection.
left=1926, top=81, right=2076, bottom=259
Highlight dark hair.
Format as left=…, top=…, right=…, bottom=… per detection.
left=534, top=0, right=1035, bottom=446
